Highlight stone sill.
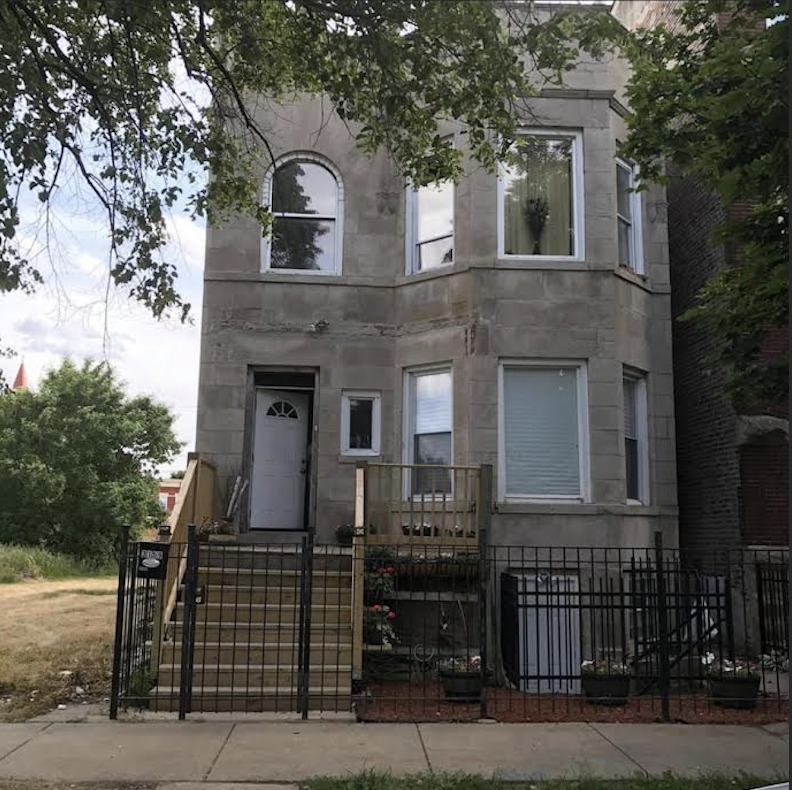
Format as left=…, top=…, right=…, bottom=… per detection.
left=495, top=503, right=677, bottom=517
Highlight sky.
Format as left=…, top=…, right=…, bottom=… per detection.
left=0, top=202, right=205, bottom=476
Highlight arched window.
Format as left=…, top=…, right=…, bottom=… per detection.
left=262, top=153, right=343, bottom=274
left=266, top=400, right=299, bottom=419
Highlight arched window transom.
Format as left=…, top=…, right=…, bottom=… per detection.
left=263, top=154, right=343, bottom=274
left=266, top=400, right=299, bottom=419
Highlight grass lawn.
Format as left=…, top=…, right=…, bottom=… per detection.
left=0, top=575, right=117, bottom=721
left=304, top=775, right=782, bottom=790
left=0, top=544, right=116, bottom=584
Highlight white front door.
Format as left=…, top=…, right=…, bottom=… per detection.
left=250, top=389, right=310, bottom=529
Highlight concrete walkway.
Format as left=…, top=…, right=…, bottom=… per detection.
left=0, top=718, right=787, bottom=786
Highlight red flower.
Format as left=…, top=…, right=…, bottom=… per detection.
left=371, top=604, right=382, bottom=613
left=385, top=566, right=395, bottom=574
left=387, top=611, right=396, bottom=620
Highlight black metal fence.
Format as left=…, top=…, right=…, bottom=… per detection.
left=357, top=539, right=789, bottom=723
left=111, top=528, right=788, bottom=722
left=110, top=527, right=352, bottom=718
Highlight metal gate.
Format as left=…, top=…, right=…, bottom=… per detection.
left=110, top=526, right=352, bottom=718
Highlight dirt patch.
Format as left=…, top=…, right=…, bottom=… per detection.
left=0, top=783, right=153, bottom=790
left=0, top=577, right=117, bottom=721
left=357, top=681, right=789, bottom=725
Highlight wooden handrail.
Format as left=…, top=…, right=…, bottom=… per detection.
left=158, top=456, right=217, bottom=631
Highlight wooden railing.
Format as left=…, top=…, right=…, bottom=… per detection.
left=154, top=455, right=217, bottom=652
left=351, top=462, right=492, bottom=684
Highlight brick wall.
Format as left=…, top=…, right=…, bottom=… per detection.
left=739, top=441, right=790, bottom=546
left=667, top=177, right=743, bottom=553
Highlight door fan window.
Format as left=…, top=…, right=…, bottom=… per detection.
left=266, top=401, right=299, bottom=419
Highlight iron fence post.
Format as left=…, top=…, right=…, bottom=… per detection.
left=654, top=531, right=671, bottom=722
left=298, top=531, right=315, bottom=718
left=109, top=524, right=131, bottom=720
left=178, top=524, right=199, bottom=720
left=478, top=464, right=493, bottom=719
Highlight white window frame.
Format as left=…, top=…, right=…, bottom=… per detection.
left=402, top=364, right=454, bottom=499
left=497, top=359, right=591, bottom=503
left=261, top=151, right=345, bottom=276
left=340, top=390, right=381, bottom=457
left=616, top=158, right=644, bottom=275
left=623, top=370, right=650, bottom=505
left=405, top=175, right=455, bottom=275
left=496, top=129, right=585, bottom=262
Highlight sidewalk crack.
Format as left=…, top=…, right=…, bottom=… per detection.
left=0, top=723, right=52, bottom=764
left=204, top=722, right=236, bottom=780
left=415, top=723, right=433, bottom=774
left=587, top=722, right=648, bottom=776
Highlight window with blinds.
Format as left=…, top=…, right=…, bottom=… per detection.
left=502, top=365, right=584, bottom=498
left=409, top=369, right=452, bottom=495
left=623, top=373, right=648, bottom=503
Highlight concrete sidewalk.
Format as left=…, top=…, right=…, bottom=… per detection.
left=0, top=718, right=788, bottom=786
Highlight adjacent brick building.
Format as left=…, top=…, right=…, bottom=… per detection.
left=612, top=1, right=789, bottom=554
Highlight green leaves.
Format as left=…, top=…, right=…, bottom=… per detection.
left=0, top=0, right=596, bottom=318
left=614, top=0, right=789, bottom=405
left=0, top=360, right=181, bottom=560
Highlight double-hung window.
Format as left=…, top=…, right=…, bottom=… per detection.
left=406, top=180, right=454, bottom=273
left=616, top=158, right=643, bottom=273
left=406, top=368, right=453, bottom=495
left=623, top=372, right=649, bottom=503
left=341, top=391, right=381, bottom=456
left=498, top=131, right=583, bottom=259
left=499, top=362, right=589, bottom=501
left=263, top=155, right=343, bottom=274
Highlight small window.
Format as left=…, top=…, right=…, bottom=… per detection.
left=616, top=159, right=643, bottom=274
left=263, top=155, right=343, bottom=274
left=623, top=372, right=649, bottom=503
left=406, top=368, right=453, bottom=495
left=499, top=132, right=583, bottom=259
left=341, top=391, right=381, bottom=456
left=406, top=181, right=454, bottom=273
left=499, top=362, right=589, bottom=501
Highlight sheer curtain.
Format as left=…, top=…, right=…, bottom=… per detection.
left=503, top=137, right=573, bottom=256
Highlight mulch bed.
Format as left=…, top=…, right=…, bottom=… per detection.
left=357, top=681, right=788, bottom=725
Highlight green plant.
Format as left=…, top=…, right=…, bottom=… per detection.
left=363, top=604, right=398, bottom=646
left=581, top=659, right=631, bottom=677
left=365, top=565, right=396, bottom=600
left=701, top=653, right=760, bottom=680
left=438, top=655, right=481, bottom=675
left=127, top=667, right=156, bottom=708
left=0, top=545, right=115, bottom=584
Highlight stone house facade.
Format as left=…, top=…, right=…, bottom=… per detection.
left=195, top=9, right=678, bottom=549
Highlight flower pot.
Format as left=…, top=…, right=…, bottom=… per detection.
left=440, top=671, right=482, bottom=701
left=582, top=674, right=630, bottom=706
left=207, top=533, right=236, bottom=542
left=709, top=676, right=761, bottom=710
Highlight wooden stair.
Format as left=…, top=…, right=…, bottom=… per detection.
left=151, top=545, right=353, bottom=713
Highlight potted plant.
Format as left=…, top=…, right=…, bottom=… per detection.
left=198, top=517, right=236, bottom=542
left=702, top=654, right=761, bottom=710
left=525, top=196, right=549, bottom=255
left=438, top=655, right=482, bottom=701
left=581, top=659, right=631, bottom=706
left=335, top=523, right=355, bottom=547
left=363, top=604, right=398, bottom=646
left=365, top=564, right=396, bottom=603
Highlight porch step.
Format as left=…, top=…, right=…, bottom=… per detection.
left=171, top=622, right=352, bottom=643
left=150, top=686, right=352, bottom=713
left=160, top=641, right=352, bottom=665
left=160, top=664, right=351, bottom=687
left=198, top=567, right=351, bottom=587
left=199, top=546, right=352, bottom=572
left=203, top=585, right=351, bottom=606
left=176, top=601, right=351, bottom=625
